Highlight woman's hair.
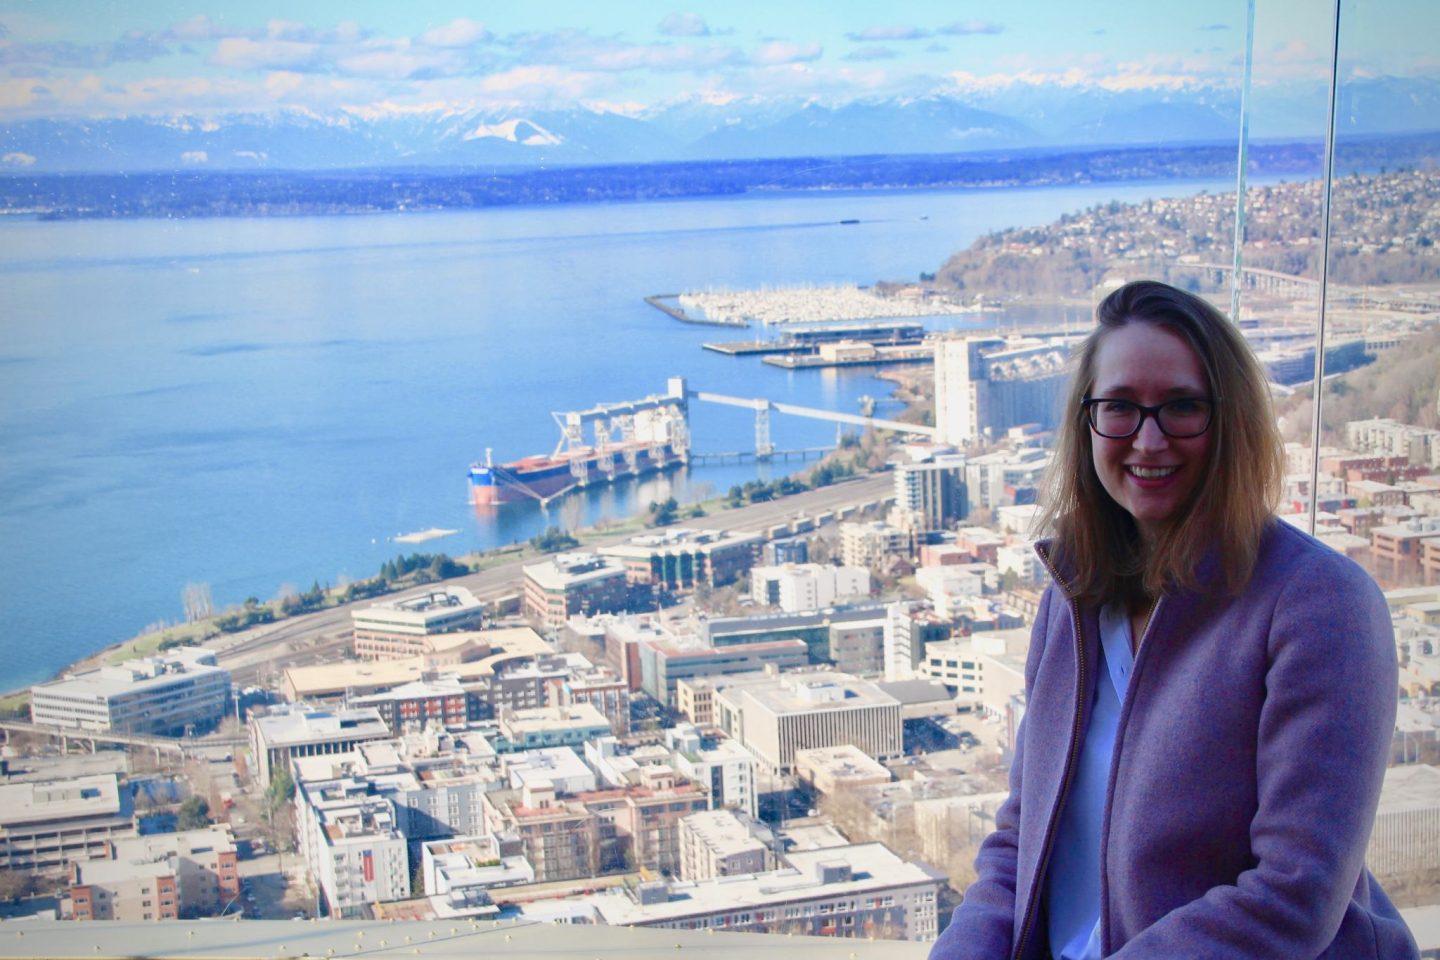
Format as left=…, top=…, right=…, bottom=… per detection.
left=1036, top=280, right=1285, bottom=602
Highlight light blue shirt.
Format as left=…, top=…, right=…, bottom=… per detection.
left=1045, top=602, right=1135, bottom=960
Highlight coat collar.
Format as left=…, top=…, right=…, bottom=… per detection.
left=1033, top=531, right=1230, bottom=603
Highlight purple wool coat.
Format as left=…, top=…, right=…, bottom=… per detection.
left=929, top=521, right=1419, bottom=959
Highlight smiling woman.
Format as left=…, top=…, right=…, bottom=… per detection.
left=931, top=282, right=1419, bottom=959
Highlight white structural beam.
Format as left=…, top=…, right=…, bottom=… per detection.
left=691, top=390, right=937, bottom=437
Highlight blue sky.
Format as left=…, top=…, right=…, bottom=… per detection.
left=0, top=1, right=1433, bottom=121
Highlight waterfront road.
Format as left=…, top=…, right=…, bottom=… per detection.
left=212, top=472, right=895, bottom=685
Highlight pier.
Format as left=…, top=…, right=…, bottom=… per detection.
left=762, top=345, right=934, bottom=369
left=645, top=294, right=748, bottom=327
left=689, top=447, right=832, bottom=464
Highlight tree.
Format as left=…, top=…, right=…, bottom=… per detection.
left=647, top=497, right=679, bottom=527
left=529, top=526, right=579, bottom=553
left=181, top=582, right=214, bottom=623
left=177, top=796, right=211, bottom=831
left=266, top=766, right=296, bottom=819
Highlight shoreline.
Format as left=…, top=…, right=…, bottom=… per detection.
left=5, top=302, right=1082, bottom=713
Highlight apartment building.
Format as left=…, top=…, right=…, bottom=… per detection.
left=677, top=809, right=771, bottom=882
left=70, top=826, right=239, bottom=921
left=599, top=527, right=763, bottom=591
left=750, top=563, right=870, bottom=613
left=294, top=773, right=410, bottom=918
left=522, top=553, right=630, bottom=630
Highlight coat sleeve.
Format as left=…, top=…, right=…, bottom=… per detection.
left=929, top=585, right=1056, bottom=960
left=1111, top=551, right=1404, bottom=958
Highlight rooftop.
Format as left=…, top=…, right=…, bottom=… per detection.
left=34, top=648, right=226, bottom=700
left=0, top=774, right=124, bottom=827
left=0, top=920, right=936, bottom=959
left=253, top=707, right=391, bottom=747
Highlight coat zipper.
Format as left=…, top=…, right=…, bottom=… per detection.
left=1013, top=557, right=1088, bottom=960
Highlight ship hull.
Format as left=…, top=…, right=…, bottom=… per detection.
left=470, top=444, right=682, bottom=505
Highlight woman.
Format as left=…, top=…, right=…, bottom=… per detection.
left=929, top=281, right=1417, bottom=959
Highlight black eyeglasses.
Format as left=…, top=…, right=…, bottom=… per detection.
left=1082, top=397, right=1216, bottom=439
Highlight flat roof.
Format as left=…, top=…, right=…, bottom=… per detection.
left=34, top=652, right=226, bottom=701
left=716, top=672, right=899, bottom=716
left=581, top=843, right=943, bottom=925
left=253, top=707, right=390, bottom=747
left=600, top=528, right=763, bottom=559
left=0, top=918, right=942, bottom=959
left=73, top=856, right=173, bottom=886
left=285, top=627, right=551, bottom=696
left=523, top=554, right=627, bottom=590
left=0, top=774, right=124, bottom=827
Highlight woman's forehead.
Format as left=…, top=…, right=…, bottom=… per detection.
left=1090, top=322, right=1208, bottom=394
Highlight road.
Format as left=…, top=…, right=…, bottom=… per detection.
left=211, top=473, right=894, bottom=681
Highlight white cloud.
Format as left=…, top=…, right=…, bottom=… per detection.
left=476, top=65, right=603, bottom=103
left=419, top=18, right=489, bottom=48
left=180, top=150, right=208, bottom=164
left=658, top=13, right=710, bottom=37
left=844, top=47, right=898, bottom=62
left=751, top=41, right=822, bottom=66
left=334, top=42, right=461, bottom=80
left=211, top=37, right=321, bottom=71
left=2, top=151, right=36, bottom=166
left=847, top=26, right=930, bottom=42
left=938, top=20, right=1004, bottom=36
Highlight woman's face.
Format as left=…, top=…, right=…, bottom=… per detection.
left=1088, top=321, right=1214, bottom=543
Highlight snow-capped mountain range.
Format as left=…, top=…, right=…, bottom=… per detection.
left=3, top=78, right=1436, bottom=173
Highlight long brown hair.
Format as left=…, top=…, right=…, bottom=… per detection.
left=1037, top=280, right=1284, bottom=603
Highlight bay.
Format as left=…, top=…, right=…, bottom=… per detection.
left=0, top=177, right=1230, bottom=688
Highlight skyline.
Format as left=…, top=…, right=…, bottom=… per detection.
left=2, top=1, right=1435, bottom=124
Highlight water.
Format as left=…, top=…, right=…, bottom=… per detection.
left=0, top=177, right=1231, bottom=688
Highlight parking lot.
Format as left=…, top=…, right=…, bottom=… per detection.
left=237, top=852, right=314, bottom=919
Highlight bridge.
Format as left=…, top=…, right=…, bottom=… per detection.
left=688, top=387, right=935, bottom=459
left=0, top=718, right=245, bottom=761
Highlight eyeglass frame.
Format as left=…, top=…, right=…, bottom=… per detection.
left=1080, top=396, right=1218, bottom=439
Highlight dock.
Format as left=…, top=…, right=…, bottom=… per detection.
left=703, top=341, right=808, bottom=356
left=762, top=345, right=934, bottom=370
left=645, top=294, right=748, bottom=328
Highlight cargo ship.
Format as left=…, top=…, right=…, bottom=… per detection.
left=470, top=384, right=691, bottom=506
left=469, top=442, right=683, bottom=505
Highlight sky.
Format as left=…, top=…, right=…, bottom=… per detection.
left=0, top=0, right=1434, bottom=122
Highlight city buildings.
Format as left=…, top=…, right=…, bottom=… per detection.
left=351, top=586, right=486, bottom=660
left=712, top=671, right=902, bottom=775
left=892, top=451, right=968, bottom=532
left=933, top=335, right=1070, bottom=447
left=598, top=528, right=763, bottom=591
left=293, top=771, right=410, bottom=918
left=749, top=562, right=870, bottom=612
left=0, top=774, right=135, bottom=870
left=676, top=809, right=771, bottom=881
left=666, top=723, right=760, bottom=819
left=523, top=553, right=630, bottom=630
left=249, top=705, right=392, bottom=788
left=70, top=827, right=240, bottom=921
left=493, top=703, right=613, bottom=752
left=548, top=843, right=943, bottom=941
left=29, top=647, right=230, bottom=736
